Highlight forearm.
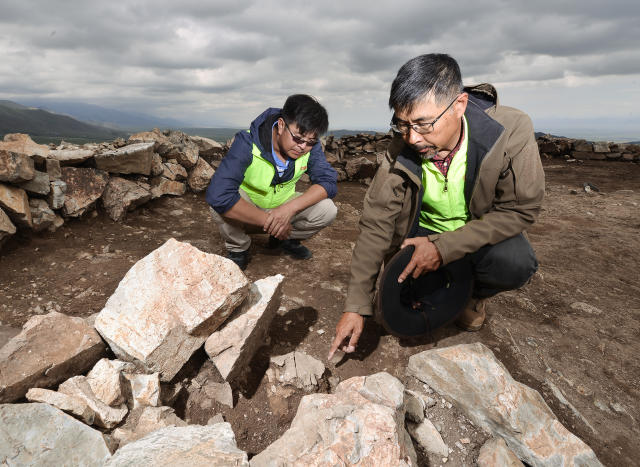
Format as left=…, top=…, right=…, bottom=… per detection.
left=222, top=198, right=269, bottom=227
left=282, top=184, right=328, bottom=214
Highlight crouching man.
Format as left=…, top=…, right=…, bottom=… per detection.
left=206, top=94, right=338, bottom=270
left=329, top=54, right=544, bottom=359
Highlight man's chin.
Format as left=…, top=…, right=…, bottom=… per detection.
left=414, top=146, right=437, bottom=159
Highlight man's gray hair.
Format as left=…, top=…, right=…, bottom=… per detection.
left=389, top=53, right=463, bottom=113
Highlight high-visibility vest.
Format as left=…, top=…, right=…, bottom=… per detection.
left=419, top=116, right=470, bottom=232
left=240, top=142, right=310, bottom=209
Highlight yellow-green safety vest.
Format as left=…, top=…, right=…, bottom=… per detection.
left=240, top=142, right=310, bottom=209
left=419, top=115, right=470, bottom=233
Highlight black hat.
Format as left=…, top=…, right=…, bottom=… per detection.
left=376, top=246, right=473, bottom=337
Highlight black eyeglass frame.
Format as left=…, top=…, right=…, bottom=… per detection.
left=283, top=121, right=318, bottom=147
left=390, top=94, right=460, bottom=135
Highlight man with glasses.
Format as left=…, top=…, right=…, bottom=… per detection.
left=328, top=54, right=544, bottom=360
left=206, top=94, right=337, bottom=270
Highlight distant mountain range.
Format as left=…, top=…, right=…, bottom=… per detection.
left=19, top=100, right=190, bottom=131
left=0, top=100, right=127, bottom=143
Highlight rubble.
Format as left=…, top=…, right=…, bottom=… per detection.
left=95, top=238, right=250, bottom=381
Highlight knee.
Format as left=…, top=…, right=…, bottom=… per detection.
left=313, top=199, right=338, bottom=227
left=475, top=237, right=538, bottom=289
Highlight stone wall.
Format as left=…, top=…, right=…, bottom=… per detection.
left=0, top=130, right=224, bottom=248
left=1, top=130, right=638, bottom=248
left=329, top=132, right=640, bottom=164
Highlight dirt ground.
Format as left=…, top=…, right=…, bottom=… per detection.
left=1, top=159, right=639, bottom=466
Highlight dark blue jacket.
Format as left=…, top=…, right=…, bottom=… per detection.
left=206, top=108, right=338, bottom=214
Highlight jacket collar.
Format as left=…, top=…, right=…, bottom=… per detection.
left=463, top=94, right=504, bottom=203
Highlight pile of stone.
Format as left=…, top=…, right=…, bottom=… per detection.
left=536, top=134, right=640, bottom=161
left=0, top=130, right=224, bottom=247
left=323, top=132, right=393, bottom=183
left=0, top=238, right=281, bottom=464
left=0, top=237, right=603, bottom=465
left=4, top=128, right=637, bottom=251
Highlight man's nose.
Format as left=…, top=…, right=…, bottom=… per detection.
left=406, top=126, right=422, bottom=145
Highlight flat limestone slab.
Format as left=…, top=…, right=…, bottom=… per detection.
left=0, top=312, right=106, bottom=403
left=95, top=238, right=249, bottom=381
left=407, top=343, right=602, bottom=467
left=0, top=403, right=111, bottom=466
left=205, top=274, right=283, bottom=384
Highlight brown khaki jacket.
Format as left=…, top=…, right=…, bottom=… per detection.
left=344, top=84, right=545, bottom=316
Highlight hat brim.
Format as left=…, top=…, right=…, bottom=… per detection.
left=376, top=246, right=473, bottom=337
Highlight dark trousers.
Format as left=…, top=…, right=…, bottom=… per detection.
left=416, top=227, right=538, bottom=299
left=469, top=233, right=538, bottom=298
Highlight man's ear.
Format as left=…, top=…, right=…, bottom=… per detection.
left=455, top=92, right=469, bottom=118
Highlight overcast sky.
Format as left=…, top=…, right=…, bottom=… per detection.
left=1, top=0, right=638, bottom=139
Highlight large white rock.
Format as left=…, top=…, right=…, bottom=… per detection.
left=251, top=372, right=416, bottom=466
left=407, top=343, right=603, bottom=467
left=58, top=376, right=128, bottom=429
left=0, top=403, right=111, bottom=466
left=105, top=423, right=249, bottom=466
left=0, top=311, right=105, bottom=403
left=205, top=274, right=283, bottom=384
left=95, top=238, right=250, bottom=381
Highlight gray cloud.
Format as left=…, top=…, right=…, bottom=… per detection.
left=0, top=0, right=638, bottom=133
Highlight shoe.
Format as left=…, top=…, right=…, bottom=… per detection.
left=455, top=298, right=486, bottom=331
left=280, top=239, right=312, bottom=260
left=267, top=235, right=281, bottom=249
left=227, top=249, right=249, bottom=270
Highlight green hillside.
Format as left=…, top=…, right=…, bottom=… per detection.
left=0, top=100, right=126, bottom=143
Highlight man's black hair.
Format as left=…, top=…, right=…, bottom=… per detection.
left=389, top=54, right=463, bottom=114
left=282, top=94, right=329, bottom=136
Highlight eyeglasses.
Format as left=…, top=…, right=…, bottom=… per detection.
left=284, top=121, right=318, bottom=147
left=390, top=94, right=459, bottom=135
